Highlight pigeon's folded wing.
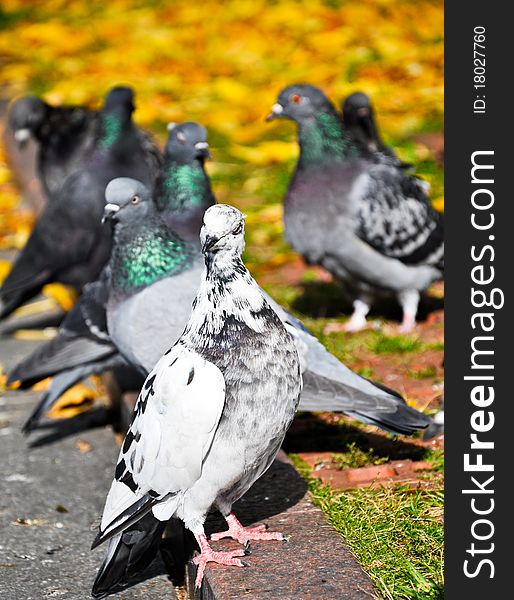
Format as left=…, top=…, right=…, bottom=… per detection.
left=75, top=275, right=111, bottom=342
left=323, top=230, right=441, bottom=293
left=265, top=297, right=431, bottom=434
left=8, top=333, right=116, bottom=386
left=96, top=345, right=225, bottom=545
left=356, top=165, right=444, bottom=268
left=8, top=275, right=114, bottom=386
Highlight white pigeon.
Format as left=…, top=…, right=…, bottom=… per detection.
left=91, top=204, right=302, bottom=597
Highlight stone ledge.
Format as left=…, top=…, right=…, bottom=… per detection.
left=184, top=451, right=377, bottom=600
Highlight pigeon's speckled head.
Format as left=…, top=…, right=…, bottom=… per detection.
left=200, top=204, right=246, bottom=257
left=8, top=96, right=48, bottom=146
left=165, top=122, right=210, bottom=164
left=102, top=86, right=136, bottom=115
left=103, top=177, right=153, bottom=224
left=267, top=84, right=333, bottom=123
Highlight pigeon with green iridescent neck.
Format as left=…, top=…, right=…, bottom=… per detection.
left=0, top=86, right=161, bottom=321
left=155, top=121, right=215, bottom=243
left=267, top=84, right=443, bottom=331
left=103, top=178, right=203, bottom=373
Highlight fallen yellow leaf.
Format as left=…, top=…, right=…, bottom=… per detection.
left=31, top=377, right=51, bottom=392
left=42, top=283, right=78, bottom=311
left=47, top=382, right=97, bottom=420
left=432, top=196, right=444, bottom=213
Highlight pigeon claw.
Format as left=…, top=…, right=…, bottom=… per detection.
left=193, top=546, right=247, bottom=589
left=211, top=513, right=286, bottom=545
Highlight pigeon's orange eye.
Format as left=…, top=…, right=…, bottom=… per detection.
left=131, top=195, right=140, bottom=204
left=291, top=94, right=302, bottom=104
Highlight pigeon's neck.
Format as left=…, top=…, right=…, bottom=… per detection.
left=110, top=218, right=194, bottom=295
left=298, top=110, right=359, bottom=166
left=157, top=159, right=214, bottom=215
left=97, top=112, right=128, bottom=151
left=182, top=253, right=270, bottom=346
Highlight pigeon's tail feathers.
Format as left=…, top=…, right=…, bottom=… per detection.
left=423, top=408, right=444, bottom=440
left=91, top=512, right=166, bottom=599
left=290, top=323, right=431, bottom=433
left=8, top=335, right=115, bottom=386
left=345, top=404, right=432, bottom=436
left=21, top=366, right=96, bottom=434
left=0, top=266, right=52, bottom=320
left=299, top=368, right=431, bottom=434
left=92, top=492, right=157, bottom=550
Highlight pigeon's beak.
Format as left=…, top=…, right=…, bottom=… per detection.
left=356, top=107, right=370, bottom=118
left=194, top=141, right=211, bottom=160
left=265, top=103, right=284, bottom=122
left=102, top=203, right=120, bottom=224
left=14, top=128, right=31, bottom=148
left=201, top=235, right=218, bottom=254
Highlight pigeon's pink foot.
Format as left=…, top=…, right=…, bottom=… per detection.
left=193, top=533, right=247, bottom=588
left=211, top=512, right=288, bottom=545
left=398, top=313, right=417, bottom=333
left=398, top=291, right=419, bottom=333
left=323, top=299, right=371, bottom=334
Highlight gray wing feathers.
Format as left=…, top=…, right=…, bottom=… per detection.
left=324, top=232, right=441, bottom=292
left=264, top=293, right=431, bottom=434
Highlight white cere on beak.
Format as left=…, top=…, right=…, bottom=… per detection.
left=167, top=122, right=177, bottom=131
left=271, top=103, right=283, bottom=115
left=104, top=203, right=120, bottom=214
left=194, top=142, right=209, bottom=150
left=14, top=128, right=31, bottom=142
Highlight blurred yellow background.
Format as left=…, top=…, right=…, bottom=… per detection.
left=0, top=0, right=444, bottom=270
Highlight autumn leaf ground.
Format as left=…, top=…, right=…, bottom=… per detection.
left=0, top=1, right=444, bottom=597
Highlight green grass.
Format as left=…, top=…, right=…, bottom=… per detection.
left=408, top=366, right=438, bottom=380
left=291, top=455, right=444, bottom=599
left=372, top=335, right=422, bottom=355
left=331, top=442, right=389, bottom=469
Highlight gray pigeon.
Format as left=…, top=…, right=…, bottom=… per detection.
left=91, top=204, right=302, bottom=596
left=0, top=86, right=161, bottom=321
left=155, top=121, right=215, bottom=243
left=267, top=84, right=443, bottom=331
left=102, top=178, right=431, bottom=435
left=7, top=121, right=214, bottom=432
